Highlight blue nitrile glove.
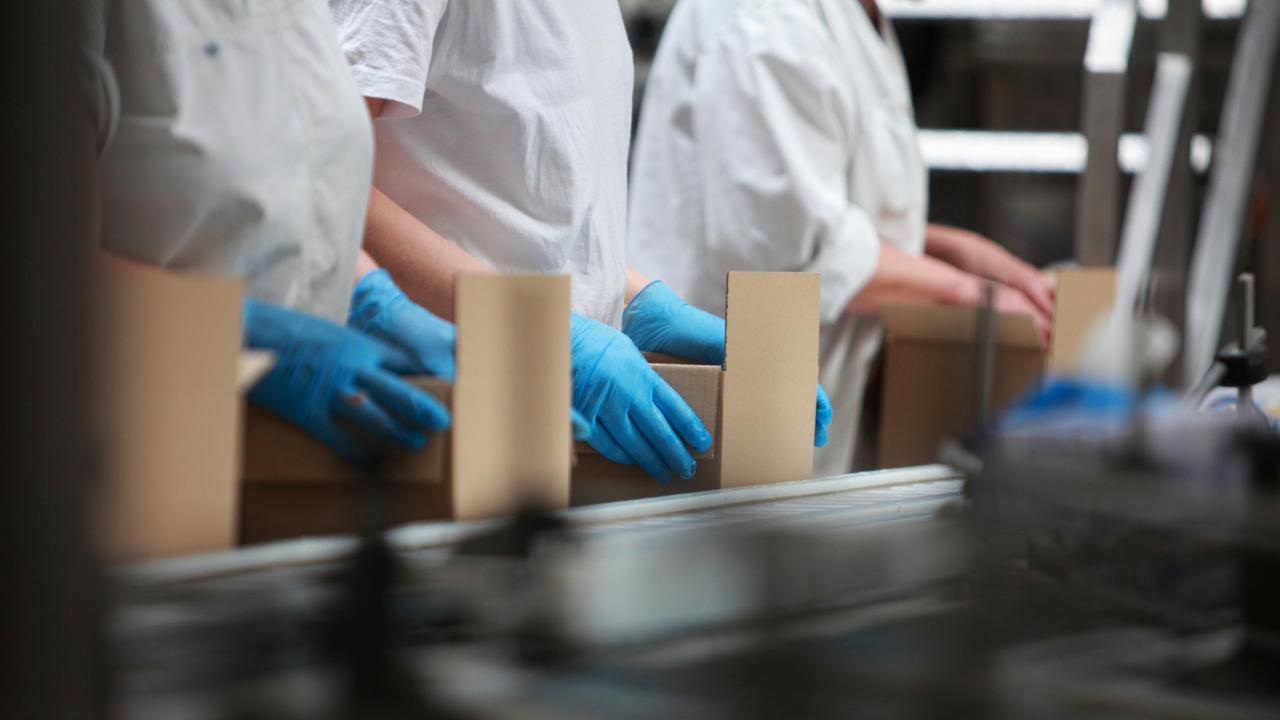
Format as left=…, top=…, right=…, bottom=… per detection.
left=621, top=280, right=725, bottom=364
left=348, top=269, right=455, bottom=380
left=572, top=313, right=712, bottom=482
left=244, top=298, right=451, bottom=464
left=623, top=280, right=833, bottom=447
left=571, top=410, right=591, bottom=441
left=815, top=385, right=833, bottom=448
left=349, top=271, right=593, bottom=442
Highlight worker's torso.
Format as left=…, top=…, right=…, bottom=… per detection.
left=360, top=1, right=635, bottom=325
left=629, top=0, right=927, bottom=475
left=101, top=0, right=373, bottom=323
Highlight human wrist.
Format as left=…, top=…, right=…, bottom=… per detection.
left=349, top=268, right=405, bottom=333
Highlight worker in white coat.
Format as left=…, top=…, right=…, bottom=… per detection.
left=98, top=0, right=455, bottom=462
left=326, top=0, right=834, bottom=483
left=630, top=0, right=1055, bottom=477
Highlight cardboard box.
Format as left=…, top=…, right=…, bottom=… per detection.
left=95, top=257, right=245, bottom=560
left=240, top=274, right=572, bottom=544
left=876, top=267, right=1117, bottom=469
left=877, top=304, right=1045, bottom=468
left=571, top=272, right=821, bottom=505
left=1048, top=267, right=1118, bottom=373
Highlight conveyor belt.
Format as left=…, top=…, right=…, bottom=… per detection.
left=117, top=464, right=964, bottom=587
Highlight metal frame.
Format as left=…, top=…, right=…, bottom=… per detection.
left=115, top=465, right=964, bottom=585
left=1184, top=0, right=1280, bottom=386
left=1114, top=52, right=1194, bottom=317
left=1076, top=0, right=1138, bottom=265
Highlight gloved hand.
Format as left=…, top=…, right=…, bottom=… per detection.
left=348, top=269, right=455, bottom=380
left=349, top=270, right=593, bottom=440
left=244, top=298, right=451, bottom=464
left=620, top=279, right=725, bottom=365
left=623, top=280, right=833, bottom=447
left=572, top=313, right=712, bottom=482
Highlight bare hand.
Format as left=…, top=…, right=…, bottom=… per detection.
left=1006, top=267, right=1056, bottom=321
left=993, top=284, right=1052, bottom=346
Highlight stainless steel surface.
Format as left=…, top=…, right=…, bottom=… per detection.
left=1076, top=0, right=1137, bottom=265
left=1114, top=51, right=1193, bottom=317
left=1238, top=272, right=1255, bottom=410
left=1185, top=0, right=1280, bottom=386
left=116, top=464, right=964, bottom=586
left=1152, top=0, right=1202, bottom=355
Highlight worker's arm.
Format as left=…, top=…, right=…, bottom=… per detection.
left=358, top=97, right=495, bottom=321
left=845, top=244, right=1051, bottom=343
left=924, top=223, right=1055, bottom=321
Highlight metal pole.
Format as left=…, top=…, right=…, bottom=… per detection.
left=1184, top=0, right=1280, bottom=386
left=1238, top=273, right=1256, bottom=412
left=1113, top=52, right=1193, bottom=319
left=1152, top=0, right=1202, bottom=381
left=973, top=284, right=997, bottom=429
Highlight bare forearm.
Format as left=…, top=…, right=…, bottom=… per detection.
left=362, top=186, right=494, bottom=320
left=924, top=224, right=992, bottom=276
left=924, top=223, right=1056, bottom=320
left=845, top=244, right=979, bottom=314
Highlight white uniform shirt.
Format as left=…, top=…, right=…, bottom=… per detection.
left=329, top=0, right=635, bottom=325
left=630, top=0, right=928, bottom=476
left=101, top=0, right=374, bottom=322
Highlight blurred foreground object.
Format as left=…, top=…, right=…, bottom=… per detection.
left=1, top=1, right=101, bottom=718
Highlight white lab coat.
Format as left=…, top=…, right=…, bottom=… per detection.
left=328, top=0, right=635, bottom=325
left=100, top=0, right=374, bottom=322
left=630, top=0, right=928, bottom=477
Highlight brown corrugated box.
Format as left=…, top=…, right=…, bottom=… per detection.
left=240, top=274, right=572, bottom=544
left=571, top=272, right=822, bottom=504
left=95, top=257, right=245, bottom=560
left=876, top=267, right=1117, bottom=469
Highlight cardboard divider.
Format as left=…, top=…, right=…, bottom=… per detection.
left=95, top=258, right=244, bottom=559
left=240, top=274, right=571, bottom=544
left=570, top=271, right=821, bottom=504
left=719, top=272, right=822, bottom=487
left=452, top=274, right=572, bottom=518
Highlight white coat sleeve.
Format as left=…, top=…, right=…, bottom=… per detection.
left=328, top=0, right=447, bottom=118
left=693, top=7, right=880, bottom=324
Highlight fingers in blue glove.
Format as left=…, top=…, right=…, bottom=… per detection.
left=587, top=424, right=635, bottom=466
left=350, top=269, right=457, bottom=380
left=653, top=381, right=713, bottom=453
left=356, top=368, right=451, bottom=433
left=605, top=411, right=683, bottom=483
left=815, top=384, right=833, bottom=448
left=631, top=401, right=699, bottom=481
left=333, top=391, right=427, bottom=452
